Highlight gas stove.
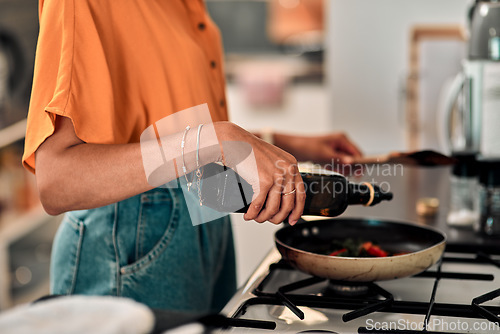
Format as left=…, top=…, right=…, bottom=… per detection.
left=218, top=247, right=500, bottom=333
left=213, top=168, right=500, bottom=334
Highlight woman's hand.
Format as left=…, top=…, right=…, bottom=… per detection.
left=274, top=132, right=363, bottom=166
left=215, top=122, right=305, bottom=225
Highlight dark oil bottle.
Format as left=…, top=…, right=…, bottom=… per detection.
left=200, top=163, right=392, bottom=217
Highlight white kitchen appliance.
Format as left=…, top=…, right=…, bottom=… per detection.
left=443, top=0, right=500, bottom=156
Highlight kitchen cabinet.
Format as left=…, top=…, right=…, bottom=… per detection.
left=0, top=0, right=50, bottom=310
left=0, top=0, right=38, bottom=129
left=0, top=119, right=61, bottom=310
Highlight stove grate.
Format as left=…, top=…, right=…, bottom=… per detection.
left=341, top=283, right=393, bottom=322
left=471, top=288, right=500, bottom=327
left=276, top=276, right=324, bottom=320
left=229, top=253, right=500, bottom=331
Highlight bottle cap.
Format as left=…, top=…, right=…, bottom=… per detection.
left=451, top=152, right=479, bottom=177
left=478, top=157, right=500, bottom=186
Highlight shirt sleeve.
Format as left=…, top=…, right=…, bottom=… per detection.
left=23, top=0, right=141, bottom=173
left=22, top=0, right=75, bottom=173
left=23, top=0, right=229, bottom=174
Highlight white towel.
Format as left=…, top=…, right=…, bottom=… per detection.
left=0, top=295, right=155, bottom=334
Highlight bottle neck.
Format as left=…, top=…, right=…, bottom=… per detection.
left=348, top=183, right=373, bottom=206
left=348, top=182, right=392, bottom=207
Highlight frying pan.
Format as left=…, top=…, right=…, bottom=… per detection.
left=275, top=218, right=446, bottom=282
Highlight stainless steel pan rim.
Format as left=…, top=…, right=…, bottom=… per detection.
left=275, top=218, right=447, bottom=259
left=274, top=218, right=447, bottom=282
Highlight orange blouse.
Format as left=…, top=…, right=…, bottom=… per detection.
left=23, top=0, right=228, bottom=173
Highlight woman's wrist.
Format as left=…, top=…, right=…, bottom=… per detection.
left=213, top=121, right=260, bottom=168
left=211, top=121, right=237, bottom=165
left=193, top=122, right=225, bottom=167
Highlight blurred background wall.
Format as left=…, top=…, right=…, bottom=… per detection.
left=327, top=0, right=469, bottom=154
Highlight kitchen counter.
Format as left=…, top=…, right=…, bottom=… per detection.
left=339, top=165, right=500, bottom=254
left=218, top=165, right=500, bottom=334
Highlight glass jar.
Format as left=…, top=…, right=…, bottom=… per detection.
left=447, top=152, right=479, bottom=227
left=475, top=158, right=500, bottom=237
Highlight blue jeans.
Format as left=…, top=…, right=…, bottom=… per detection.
left=50, top=187, right=236, bottom=313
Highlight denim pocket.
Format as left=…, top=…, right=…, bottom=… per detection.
left=119, top=189, right=180, bottom=275
left=50, top=213, right=85, bottom=295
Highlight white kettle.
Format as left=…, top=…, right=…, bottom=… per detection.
left=442, top=1, right=500, bottom=156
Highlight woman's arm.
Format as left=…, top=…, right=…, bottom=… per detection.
left=273, top=132, right=363, bottom=164
left=253, top=131, right=363, bottom=165
left=35, top=116, right=152, bottom=215
left=36, top=116, right=305, bottom=225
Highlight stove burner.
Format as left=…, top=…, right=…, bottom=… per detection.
left=323, top=280, right=372, bottom=297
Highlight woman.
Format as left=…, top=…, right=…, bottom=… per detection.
left=23, top=0, right=361, bottom=314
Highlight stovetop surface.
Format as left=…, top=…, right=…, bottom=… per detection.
left=218, top=250, right=500, bottom=334
left=218, top=168, right=500, bottom=333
